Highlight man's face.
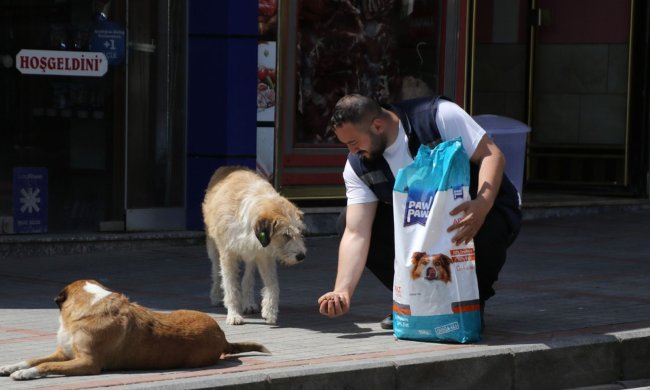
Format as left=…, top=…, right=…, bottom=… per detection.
left=335, top=120, right=387, bottom=162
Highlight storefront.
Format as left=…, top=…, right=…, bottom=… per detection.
left=257, top=0, right=467, bottom=200
left=2, top=0, right=648, bottom=235
left=259, top=0, right=649, bottom=204
left=184, top=0, right=467, bottom=230
left=0, top=0, right=186, bottom=233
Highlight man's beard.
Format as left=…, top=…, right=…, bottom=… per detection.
left=360, top=132, right=388, bottom=163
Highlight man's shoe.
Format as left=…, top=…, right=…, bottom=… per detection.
left=380, top=313, right=393, bottom=330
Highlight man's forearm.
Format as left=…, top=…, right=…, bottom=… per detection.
left=333, top=230, right=370, bottom=298
left=476, top=151, right=505, bottom=209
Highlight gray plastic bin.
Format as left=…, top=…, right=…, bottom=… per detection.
left=473, top=115, right=530, bottom=195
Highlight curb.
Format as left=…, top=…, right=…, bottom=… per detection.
left=0, top=231, right=204, bottom=258
left=74, top=329, right=650, bottom=390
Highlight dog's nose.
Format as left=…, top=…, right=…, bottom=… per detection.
left=296, top=252, right=306, bottom=262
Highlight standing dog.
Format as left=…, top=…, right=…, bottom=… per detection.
left=0, top=280, right=269, bottom=380
left=202, top=166, right=306, bottom=325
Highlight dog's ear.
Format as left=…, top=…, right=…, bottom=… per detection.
left=54, top=288, right=67, bottom=309
left=411, top=252, right=426, bottom=264
left=254, top=218, right=273, bottom=247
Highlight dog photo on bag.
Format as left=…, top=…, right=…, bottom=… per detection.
left=407, top=251, right=456, bottom=316
left=410, top=252, right=452, bottom=283
left=0, top=280, right=269, bottom=381
left=202, top=166, right=306, bottom=325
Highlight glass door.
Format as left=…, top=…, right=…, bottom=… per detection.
left=124, top=0, right=186, bottom=230
left=528, top=0, right=632, bottom=190
left=471, top=0, right=635, bottom=194
left=0, top=0, right=127, bottom=233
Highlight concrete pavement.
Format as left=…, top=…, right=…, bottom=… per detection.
left=1, top=209, right=650, bottom=389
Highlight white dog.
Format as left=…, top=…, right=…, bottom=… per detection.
left=202, top=166, right=306, bottom=325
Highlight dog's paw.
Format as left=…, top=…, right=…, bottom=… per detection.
left=0, top=362, right=29, bottom=376
left=10, top=368, right=41, bottom=380
left=261, top=307, right=278, bottom=325
left=226, top=314, right=245, bottom=325
left=242, top=303, right=260, bottom=314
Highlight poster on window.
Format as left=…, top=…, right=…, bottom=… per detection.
left=257, top=42, right=277, bottom=123
left=12, top=167, right=48, bottom=234
left=256, top=126, right=275, bottom=181
left=258, top=0, right=278, bottom=40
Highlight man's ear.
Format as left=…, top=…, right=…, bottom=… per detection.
left=371, top=116, right=387, bottom=134
left=254, top=218, right=273, bottom=247
left=370, top=117, right=381, bottom=133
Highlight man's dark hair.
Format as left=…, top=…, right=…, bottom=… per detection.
left=328, top=94, right=383, bottom=135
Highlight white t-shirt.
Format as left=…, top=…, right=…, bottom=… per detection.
left=343, top=100, right=486, bottom=205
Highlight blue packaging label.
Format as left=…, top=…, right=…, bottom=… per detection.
left=452, top=185, right=464, bottom=200
left=403, top=186, right=436, bottom=227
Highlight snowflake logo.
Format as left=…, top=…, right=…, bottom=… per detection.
left=19, top=187, right=41, bottom=213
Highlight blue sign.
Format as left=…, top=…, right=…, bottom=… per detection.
left=13, top=167, right=48, bottom=234
left=90, top=21, right=125, bottom=65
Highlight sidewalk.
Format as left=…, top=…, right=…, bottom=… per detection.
left=1, top=209, right=650, bottom=389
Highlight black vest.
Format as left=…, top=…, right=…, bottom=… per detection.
left=348, top=96, right=522, bottom=231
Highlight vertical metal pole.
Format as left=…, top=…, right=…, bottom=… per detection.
left=467, top=0, right=477, bottom=115
left=274, top=1, right=297, bottom=190
left=624, top=0, right=636, bottom=187
left=124, top=0, right=130, bottom=214
left=443, top=0, right=460, bottom=101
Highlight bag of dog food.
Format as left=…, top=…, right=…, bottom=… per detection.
left=392, top=138, right=481, bottom=343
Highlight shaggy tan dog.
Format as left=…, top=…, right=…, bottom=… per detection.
left=0, top=280, right=268, bottom=380
left=203, top=166, right=306, bottom=325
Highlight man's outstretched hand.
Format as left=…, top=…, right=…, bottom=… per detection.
left=318, top=291, right=350, bottom=318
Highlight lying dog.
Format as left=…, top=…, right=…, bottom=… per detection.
left=410, top=252, right=452, bottom=283
left=0, top=280, right=269, bottom=380
left=202, top=166, right=306, bottom=325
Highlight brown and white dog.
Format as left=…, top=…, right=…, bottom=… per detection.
left=202, top=166, right=306, bottom=325
left=0, top=280, right=269, bottom=380
left=410, top=252, right=452, bottom=283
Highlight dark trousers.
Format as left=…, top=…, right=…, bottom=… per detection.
left=337, top=203, right=519, bottom=303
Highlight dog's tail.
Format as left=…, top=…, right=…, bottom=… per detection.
left=225, top=341, right=270, bottom=355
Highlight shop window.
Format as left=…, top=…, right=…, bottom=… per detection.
left=265, top=0, right=442, bottom=198
left=295, top=0, right=439, bottom=144
left=0, top=1, right=123, bottom=233
left=296, top=0, right=440, bottom=145
left=0, top=0, right=185, bottom=233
